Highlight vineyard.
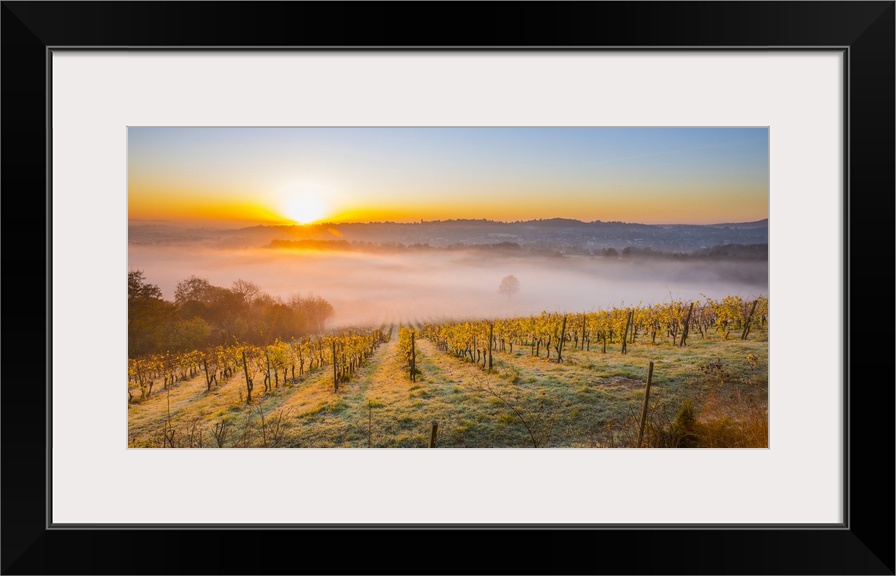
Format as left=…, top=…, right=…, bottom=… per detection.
left=128, top=295, right=768, bottom=448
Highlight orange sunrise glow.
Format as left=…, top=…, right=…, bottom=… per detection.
left=128, top=127, right=768, bottom=226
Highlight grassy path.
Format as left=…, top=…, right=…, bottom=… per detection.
left=275, top=337, right=396, bottom=447
left=416, top=339, right=618, bottom=447
left=381, top=338, right=516, bottom=447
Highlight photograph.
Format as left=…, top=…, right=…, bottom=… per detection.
left=128, top=127, right=769, bottom=449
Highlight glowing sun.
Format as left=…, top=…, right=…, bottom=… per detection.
left=282, top=188, right=328, bottom=224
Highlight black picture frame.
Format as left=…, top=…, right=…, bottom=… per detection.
left=2, top=2, right=893, bottom=574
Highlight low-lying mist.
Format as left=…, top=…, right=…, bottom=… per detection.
left=128, top=244, right=768, bottom=329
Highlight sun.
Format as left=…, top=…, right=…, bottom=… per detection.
left=282, top=188, right=328, bottom=224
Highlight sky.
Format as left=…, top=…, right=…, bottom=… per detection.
left=128, top=127, right=769, bottom=226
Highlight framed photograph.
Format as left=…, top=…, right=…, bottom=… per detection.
left=3, top=2, right=892, bottom=574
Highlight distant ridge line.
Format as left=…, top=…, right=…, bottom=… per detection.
left=707, top=218, right=769, bottom=228
left=234, top=217, right=770, bottom=230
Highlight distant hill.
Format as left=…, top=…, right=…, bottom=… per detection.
left=707, top=218, right=768, bottom=229
left=131, top=217, right=769, bottom=255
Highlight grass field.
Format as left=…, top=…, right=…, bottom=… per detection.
left=128, top=326, right=768, bottom=448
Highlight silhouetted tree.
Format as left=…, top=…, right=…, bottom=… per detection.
left=130, top=271, right=337, bottom=355
left=498, top=275, right=520, bottom=299
left=128, top=270, right=175, bottom=357
left=174, top=275, right=215, bottom=304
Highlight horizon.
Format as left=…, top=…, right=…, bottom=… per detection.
left=128, top=215, right=770, bottom=230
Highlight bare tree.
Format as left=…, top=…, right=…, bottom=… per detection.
left=232, top=278, right=261, bottom=304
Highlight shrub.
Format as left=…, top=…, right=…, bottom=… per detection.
left=698, top=358, right=729, bottom=387
left=669, top=400, right=700, bottom=447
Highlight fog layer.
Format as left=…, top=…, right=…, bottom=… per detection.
left=129, top=244, right=768, bottom=329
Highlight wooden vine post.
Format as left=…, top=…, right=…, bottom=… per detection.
left=580, top=314, right=587, bottom=351
left=429, top=421, right=439, bottom=448
left=410, top=331, right=417, bottom=382
left=741, top=299, right=759, bottom=340
left=637, top=361, right=655, bottom=447
left=203, top=358, right=212, bottom=391
left=264, top=350, right=273, bottom=391
left=680, top=302, right=694, bottom=347
left=487, top=323, right=494, bottom=372
left=621, top=309, right=632, bottom=354
left=332, top=340, right=338, bottom=393
left=241, top=350, right=253, bottom=405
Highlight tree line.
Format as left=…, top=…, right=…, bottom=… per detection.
left=128, top=271, right=334, bottom=358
